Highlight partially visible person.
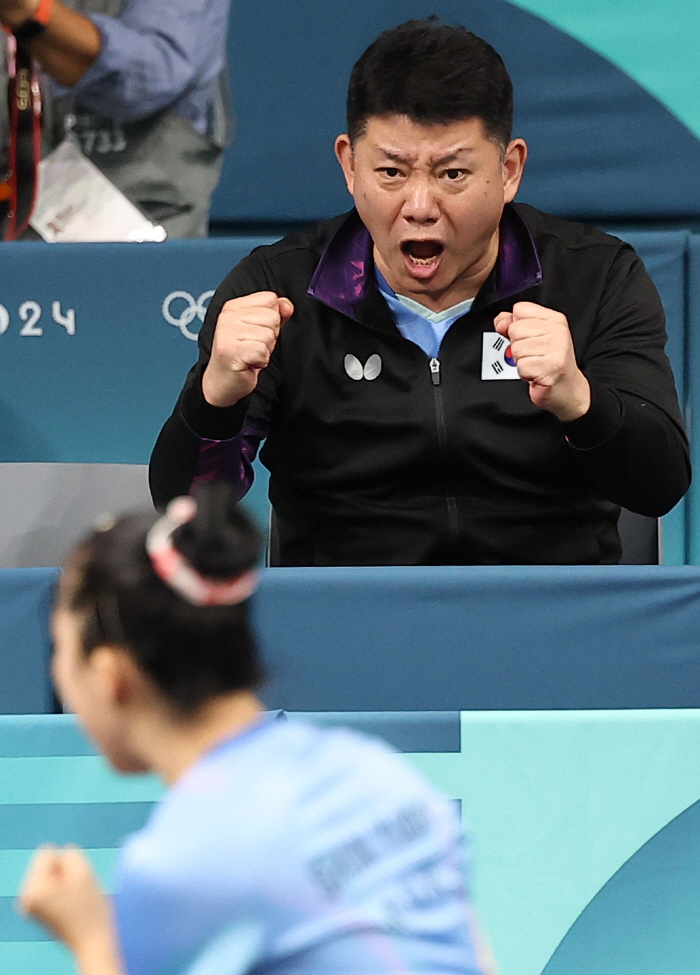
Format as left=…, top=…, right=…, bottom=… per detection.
left=19, top=485, right=494, bottom=975
left=0, top=0, right=232, bottom=238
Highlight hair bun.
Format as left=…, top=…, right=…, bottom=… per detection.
left=172, top=484, right=260, bottom=579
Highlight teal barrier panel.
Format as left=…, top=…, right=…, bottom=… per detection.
left=3, top=711, right=700, bottom=975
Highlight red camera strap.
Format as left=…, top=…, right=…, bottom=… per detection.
left=1, top=33, right=42, bottom=241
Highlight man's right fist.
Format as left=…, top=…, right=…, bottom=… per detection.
left=202, top=292, right=294, bottom=407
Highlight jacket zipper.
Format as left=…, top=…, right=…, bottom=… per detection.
left=429, top=358, right=459, bottom=543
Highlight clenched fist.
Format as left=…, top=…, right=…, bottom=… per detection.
left=202, top=292, right=294, bottom=408
left=19, top=845, right=123, bottom=975
left=494, top=301, right=591, bottom=422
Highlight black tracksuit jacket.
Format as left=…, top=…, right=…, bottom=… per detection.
left=150, top=203, right=690, bottom=565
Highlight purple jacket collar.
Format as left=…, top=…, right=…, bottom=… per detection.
left=308, top=203, right=543, bottom=321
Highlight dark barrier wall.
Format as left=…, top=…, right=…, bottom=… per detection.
left=9, top=565, right=700, bottom=715
left=688, top=236, right=700, bottom=563
left=0, top=570, right=56, bottom=713
left=0, top=239, right=274, bottom=466
left=255, top=565, right=700, bottom=711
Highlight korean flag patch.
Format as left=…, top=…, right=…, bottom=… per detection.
left=481, top=333, right=521, bottom=380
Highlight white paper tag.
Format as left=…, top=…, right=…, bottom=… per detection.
left=481, top=332, right=521, bottom=381
left=30, top=139, right=166, bottom=243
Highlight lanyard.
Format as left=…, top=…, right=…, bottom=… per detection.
left=1, top=32, right=42, bottom=241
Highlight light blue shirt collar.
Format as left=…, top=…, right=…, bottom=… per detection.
left=375, top=269, right=474, bottom=359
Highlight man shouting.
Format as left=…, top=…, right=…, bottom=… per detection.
left=150, top=18, right=690, bottom=565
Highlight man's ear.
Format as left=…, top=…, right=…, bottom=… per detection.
left=502, top=138, right=527, bottom=204
left=334, top=134, right=355, bottom=196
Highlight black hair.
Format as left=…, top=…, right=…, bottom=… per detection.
left=346, top=17, right=513, bottom=148
left=60, top=484, right=264, bottom=714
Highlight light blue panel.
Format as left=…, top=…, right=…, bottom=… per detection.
left=542, top=797, right=700, bottom=974
left=0, top=756, right=161, bottom=805
left=1, top=894, right=57, bottom=941
left=294, top=711, right=461, bottom=752
left=2, top=712, right=700, bottom=974
left=407, top=709, right=700, bottom=975
left=0, top=802, right=154, bottom=849
left=0, top=942, right=75, bottom=975
left=0, top=718, right=158, bottom=967
left=0, top=712, right=461, bottom=971
left=0, top=713, right=100, bottom=756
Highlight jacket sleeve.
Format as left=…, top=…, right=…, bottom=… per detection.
left=149, top=248, right=279, bottom=509
left=561, top=244, right=691, bottom=517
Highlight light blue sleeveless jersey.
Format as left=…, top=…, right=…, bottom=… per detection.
left=113, top=716, right=488, bottom=975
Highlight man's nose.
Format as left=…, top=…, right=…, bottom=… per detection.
left=401, top=178, right=440, bottom=222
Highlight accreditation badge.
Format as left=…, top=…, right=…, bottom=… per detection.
left=31, top=139, right=166, bottom=243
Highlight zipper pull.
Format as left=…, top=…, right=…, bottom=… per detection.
left=429, top=358, right=441, bottom=385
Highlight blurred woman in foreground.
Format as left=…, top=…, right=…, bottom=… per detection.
left=19, top=486, right=493, bottom=975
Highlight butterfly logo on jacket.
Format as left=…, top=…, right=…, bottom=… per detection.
left=344, top=354, right=382, bottom=381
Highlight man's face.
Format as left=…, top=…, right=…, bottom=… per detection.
left=335, top=115, right=526, bottom=311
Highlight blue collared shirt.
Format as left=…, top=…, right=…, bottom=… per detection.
left=375, top=268, right=475, bottom=359
left=55, top=0, right=232, bottom=137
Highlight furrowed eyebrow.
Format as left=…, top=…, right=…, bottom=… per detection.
left=374, top=148, right=415, bottom=165
left=373, top=147, right=474, bottom=167
left=431, top=150, right=472, bottom=167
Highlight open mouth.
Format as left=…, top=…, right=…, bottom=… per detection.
left=401, top=240, right=444, bottom=265
left=399, top=240, right=444, bottom=279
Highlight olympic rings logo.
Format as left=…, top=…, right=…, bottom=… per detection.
left=161, top=290, right=215, bottom=341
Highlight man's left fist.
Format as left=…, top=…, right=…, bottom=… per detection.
left=494, top=301, right=591, bottom=422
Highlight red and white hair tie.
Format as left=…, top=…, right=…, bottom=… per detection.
left=145, top=496, right=259, bottom=607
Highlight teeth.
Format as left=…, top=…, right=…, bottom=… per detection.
left=408, top=254, right=439, bottom=265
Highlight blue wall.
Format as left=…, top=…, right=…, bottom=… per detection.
left=211, top=0, right=700, bottom=224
